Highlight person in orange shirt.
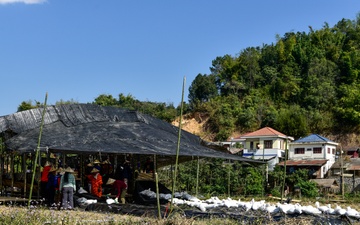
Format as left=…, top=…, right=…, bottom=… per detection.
left=87, top=168, right=103, bottom=198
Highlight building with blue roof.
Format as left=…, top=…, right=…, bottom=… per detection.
left=284, top=134, right=338, bottom=178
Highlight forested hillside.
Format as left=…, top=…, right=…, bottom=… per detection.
left=186, top=15, right=360, bottom=145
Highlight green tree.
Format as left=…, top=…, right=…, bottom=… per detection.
left=243, top=167, right=263, bottom=196
left=93, top=94, right=118, bottom=106
left=287, top=169, right=318, bottom=198
left=335, top=82, right=360, bottom=130
left=188, top=74, right=218, bottom=109
left=301, top=58, right=337, bottom=110
left=17, top=100, right=40, bottom=112
left=274, top=105, right=309, bottom=139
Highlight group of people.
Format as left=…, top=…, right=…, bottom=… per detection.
left=39, top=157, right=148, bottom=209
left=85, top=159, right=129, bottom=203
left=40, top=161, right=76, bottom=209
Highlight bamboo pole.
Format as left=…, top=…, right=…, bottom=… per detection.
left=23, top=154, right=27, bottom=197
left=37, top=154, right=41, bottom=199
left=195, top=157, right=200, bottom=197
left=28, top=92, right=48, bottom=208
left=341, top=144, right=344, bottom=198
left=10, top=154, right=14, bottom=196
left=153, top=154, right=157, bottom=179
left=228, top=162, right=231, bottom=197
left=0, top=137, right=3, bottom=194
left=170, top=77, right=185, bottom=213
left=80, top=154, right=84, bottom=188
left=155, top=172, right=161, bottom=219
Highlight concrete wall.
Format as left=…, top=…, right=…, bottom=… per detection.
left=328, top=176, right=360, bottom=193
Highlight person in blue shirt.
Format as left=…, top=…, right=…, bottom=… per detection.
left=59, top=167, right=76, bottom=210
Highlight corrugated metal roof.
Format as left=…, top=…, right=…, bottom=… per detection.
left=238, top=127, right=293, bottom=140
left=251, top=155, right=276, bottom=161
left=293, top=134, right=337, bottom=144
left=0, top=104, right=264, bottom=164
left=278, top=159, right=328, bottom=166
left=242, top=127, right=285, bottom=137
left=310, top=179, right=338, bottom=188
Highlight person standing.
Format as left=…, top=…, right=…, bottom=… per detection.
left=59, top=167, right=76, bottom=210
left=40, top=161, right=52, bottom=200
left=46, top=167, right=57, bottom=207
left=87, top=168, right=103, bottom=198
left=55, top=167, right=64, bottom=206
left=122, top=160, right=132, bottom=186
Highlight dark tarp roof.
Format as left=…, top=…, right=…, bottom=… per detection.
left=0, top=104, right=263, bottom=164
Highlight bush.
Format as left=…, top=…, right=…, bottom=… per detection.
left=297, top=180, right=318, bottom=198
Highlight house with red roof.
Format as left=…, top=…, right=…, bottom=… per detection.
left=278, top=134, right=338, bottom=178
left=235, top=127, right=294, bottom=171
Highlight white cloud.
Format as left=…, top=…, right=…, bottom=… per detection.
left=0, top=0, right=46, bottom=4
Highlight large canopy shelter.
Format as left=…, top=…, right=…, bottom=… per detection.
left=0, top=104, right=263, bottom=165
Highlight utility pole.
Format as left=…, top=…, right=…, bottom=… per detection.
left=281, top=138, right=288, bottom=202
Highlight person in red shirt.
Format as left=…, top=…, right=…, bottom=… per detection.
left=106, top=178, right=127, bottom=204
left=41, top=161, right=52, bottom=201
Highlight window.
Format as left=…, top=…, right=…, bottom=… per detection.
left=250, top=142, right=254, bottom=150
left=332, top=148, right=335, bottom=154
left=313, top=147, right=322, bottom=154
left=328, top=148, right=330, bottom=154
left=295, top=148, right=305, bottom=154
left=264, top=140, right=272, bottom=149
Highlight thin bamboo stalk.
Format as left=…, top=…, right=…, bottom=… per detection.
left=0, top=137, right=3, bottom=194
left=10, top=154, right=14, bottom=196
left=170, top=77, right=185, bottom=213
left=155, top=172, right=161, bottom=219
left=195, top=157, right=199, bottom=197
left=28, top=92, right=48, bottom=207
left=23, top=154, right=27, bottom=197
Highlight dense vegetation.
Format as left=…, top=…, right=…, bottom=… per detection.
left=158, top=158, right=319, bottom=198
left=188, top=15, right=360, bottom=141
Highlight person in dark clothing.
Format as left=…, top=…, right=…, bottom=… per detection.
left=143, top=157, right=154, bottom=173
left=122, top=160, right=132, bottom=185
left=93, top=160, right=101, bottom=171
left=46, top=167, right=57, bottom=207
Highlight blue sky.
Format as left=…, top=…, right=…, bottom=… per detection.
left=0, top=0, right=359, bottom=116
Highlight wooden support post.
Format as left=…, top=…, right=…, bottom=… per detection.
left=23, top=154, right=27, bottom=197
left=10, top=154, right=14, bottom=196
left=80, top=154, right=84, bottom=188
left=62, top=154, right=66, bottom=167
left=155, top=172, right=161, bottom=219
left=0, top=147, right=3, bottom=195
left=153, top=154, right=157, bottom=179
left=38, top=154, right=41, bottom=199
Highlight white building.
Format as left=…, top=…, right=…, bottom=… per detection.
left=235, top=127, right=294, bottom=171
left=283, top=134, right=338, bottom=178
